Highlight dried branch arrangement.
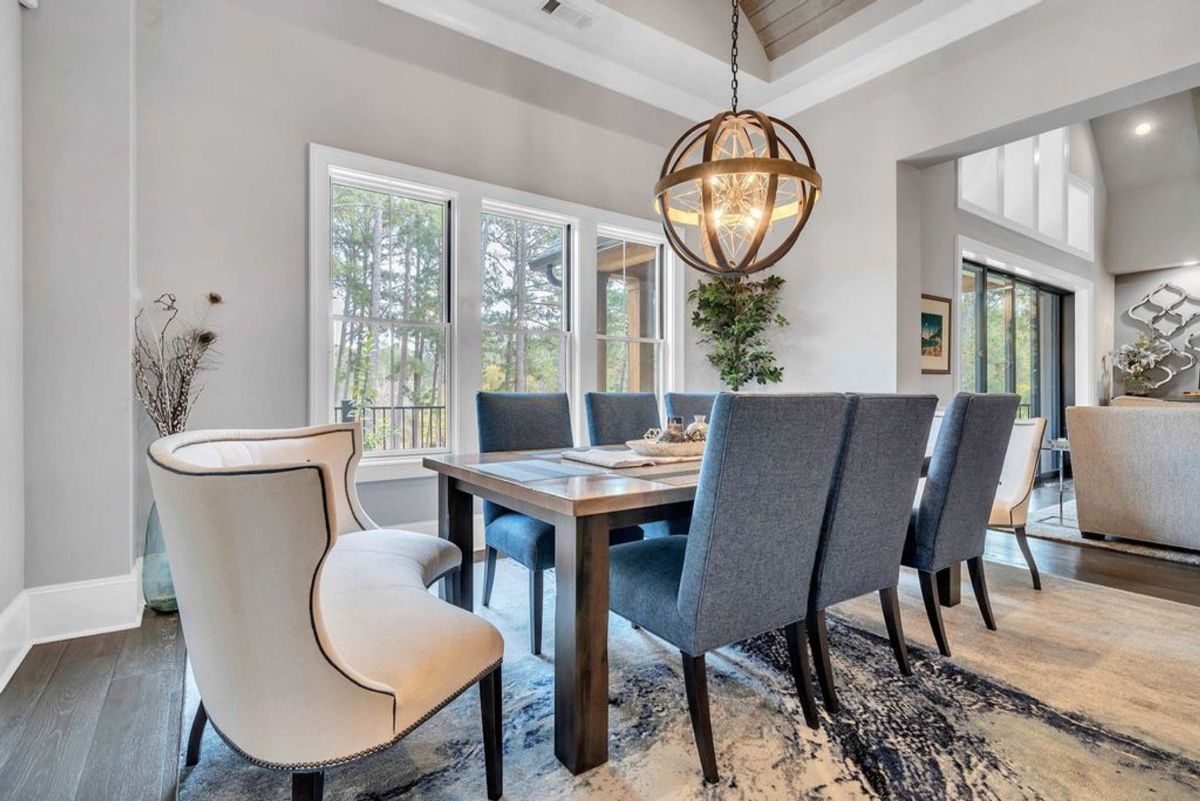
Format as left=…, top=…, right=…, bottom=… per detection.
left=133, top=291, right=223, bottom=436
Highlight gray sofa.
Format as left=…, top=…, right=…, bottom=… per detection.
left=1066, top=405, right=1200, bottom=550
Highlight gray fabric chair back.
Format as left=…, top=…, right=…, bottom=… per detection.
left=906, top=393, right=1019, bottom=571
left=584, top=392, right=661, bottom=446
left=677, top=392, right=850, bottom=654
left=811, top=394, right=937, bottom=610
left=665, top=392, right=717, bottom=423
left=476, top=392, right=574, bottom=523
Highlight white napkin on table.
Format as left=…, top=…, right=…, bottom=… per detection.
left=561, top=449, right=657, bottom=469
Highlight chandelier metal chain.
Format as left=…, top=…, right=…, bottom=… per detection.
left=730, top=0, right=740, bottom=113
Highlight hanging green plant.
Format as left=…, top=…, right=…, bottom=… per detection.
left=688, top=274, right=788, bottom=391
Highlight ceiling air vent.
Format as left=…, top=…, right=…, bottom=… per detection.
left=539, top=0, right=594, bottom=30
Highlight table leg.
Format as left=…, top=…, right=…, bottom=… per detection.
left=1058, top=456, right=1065, bottom=522
left=554, top=513, right=610, bottom=774
left=937, top=562, right=962, bottom=607
left=438, top=474, right=474, bottom=612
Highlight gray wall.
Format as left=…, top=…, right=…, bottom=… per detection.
left=134, top=0, right=685, bottom=529
left=23, top=0, right=136, bottom=586
left=686, top=0, right=1199, bottom=400
left=0, top=0, right=24, bottom=610
left=1114, top=264, right=1200, bottom=397
left=912, top=123, right=1113, bottom=405
left=1106, top=176, right=1200, bottom=275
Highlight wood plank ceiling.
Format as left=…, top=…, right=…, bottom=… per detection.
left=741, top=0, right=880, bottom=60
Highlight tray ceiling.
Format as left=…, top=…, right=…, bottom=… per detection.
left=743, top=0, right=883, bottom=60
left=379, top=0, right=1043, bottom=120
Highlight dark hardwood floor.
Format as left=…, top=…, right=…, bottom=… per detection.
left=1, top=487, right=1196, bottom=801
left=0, top=610, right=186, bottom=801
left=985, top=482, right=1200, bottom=608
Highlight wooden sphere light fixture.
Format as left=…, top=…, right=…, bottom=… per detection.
left=654, top=0, right=822, bottom=276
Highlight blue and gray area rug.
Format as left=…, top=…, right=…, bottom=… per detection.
left=179, top=559, right=1200, bottom=800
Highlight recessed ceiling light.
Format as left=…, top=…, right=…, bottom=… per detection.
left=1134, top=122, right=1153, bottom=137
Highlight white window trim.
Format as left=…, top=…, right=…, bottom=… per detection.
left=956, top=131, right=1095, bottom=262
left=309, top=144, right=679, bottom=480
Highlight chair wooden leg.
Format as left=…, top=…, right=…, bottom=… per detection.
left=1013, top=526, right=1041, bottom=590
left=292, top=771, right=325, bottom=801
left=680, top=652, right=719, bottom=784
left=185, top=701, right=207, bottom=767
left=479, top=665, right=504, bottom=801
left=783, top=622, right=821, bottom=730
left=879, top=586, right=912, bottom=676
left=482, top=547, right=498, bottom=607
left=529, top=569, right=544, bottom=656
left=967, top=557, right=997, bottom=631
left=918, top=570, right=951, bottom=657
left=804, top=611, right=838, bottom=714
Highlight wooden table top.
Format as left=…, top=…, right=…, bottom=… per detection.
left=423, top=448, right=703, bottom=518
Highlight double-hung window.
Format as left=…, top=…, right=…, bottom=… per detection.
left=324, top=171, right=451, bottom=456
left=311, top=145, right=678, bottom=473
left=596, top=232, right=663, bottom=394
left=480, top=206, right=571, bottom=392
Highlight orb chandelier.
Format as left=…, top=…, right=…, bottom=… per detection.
left=654, top=0, right=822, bottom=276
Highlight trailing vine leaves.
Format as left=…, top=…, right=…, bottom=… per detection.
left=687, top=274, right=788, bottom=391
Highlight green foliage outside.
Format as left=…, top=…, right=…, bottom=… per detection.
left=331, top=184, right=448, bottom=450
left=960, top=268, right=1041, bottom=418
left=688, top=274, right=788, bottom=391
left=481, top=213, right=566, bottom=392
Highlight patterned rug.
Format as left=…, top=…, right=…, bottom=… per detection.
left=178, top=559, right=1200, bottom=800
left=1026, top=501, right=1200, bottom=566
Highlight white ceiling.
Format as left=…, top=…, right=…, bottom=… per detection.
left=1091, top=89, right=1200, bottom=193
left=378, top=0, right=1042, bottom=120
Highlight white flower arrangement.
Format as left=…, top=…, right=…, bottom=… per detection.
left=1112, top=334, right=1172, bottom=395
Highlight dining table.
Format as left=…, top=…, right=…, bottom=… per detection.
left=422, top=448, right=702, bottom=775
left=423, top=443, right=958, bottom=774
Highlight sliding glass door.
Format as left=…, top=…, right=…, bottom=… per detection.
left=960, top=260, right=1066, bottom=472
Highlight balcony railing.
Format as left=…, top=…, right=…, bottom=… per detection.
left=337, top=401, right=446, bottom=452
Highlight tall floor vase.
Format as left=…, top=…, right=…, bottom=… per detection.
left=142, top=503, right=178, bottom=613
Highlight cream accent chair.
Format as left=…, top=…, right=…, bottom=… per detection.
left=987, top=417, right=1047, bottom=590
left=147, top=423, right=505, bottom=801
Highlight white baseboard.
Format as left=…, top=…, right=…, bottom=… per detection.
left=0, top=591, right=32, bottom=693
left=0, top=560, right=144, bottom=694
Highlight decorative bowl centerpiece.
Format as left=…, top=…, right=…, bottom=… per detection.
left=625, top=438, right=707, bottom=458
left=626, top=415, right=708, bottom=458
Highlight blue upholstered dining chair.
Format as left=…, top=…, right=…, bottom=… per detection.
left=583, top=392, right=660, bottom=447
left=903, top=392, right=1019, bottom=657
left=477, top=392, right=643, bottom=655
left=608, top=392, right=852, bottom=783
left=583, top=392, right=690, bottom=539
left=806, top=394, right=937, bottom=712
left=664, top=392, right=717, bottom=424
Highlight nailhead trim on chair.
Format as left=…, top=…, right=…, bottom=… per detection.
left=202, top=658, right=505, bottom=772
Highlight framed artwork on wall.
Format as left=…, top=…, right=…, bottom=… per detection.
left=921, top=294, right=952, bottom=374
